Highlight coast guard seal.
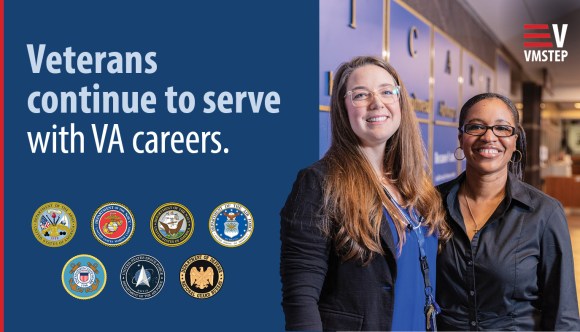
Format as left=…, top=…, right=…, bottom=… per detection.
left=120, top=254, right=165, bottom=300
left=62, top=254, right=107, bottom=300
left=179, top=254, right=224, bottom=299
left=150, top=202, right=194, bottom=247
left=32, top=202, right=77, bottom=247
left=209, top=202, right=253, bottom=247
left=91, top=202, right=135, bottom=247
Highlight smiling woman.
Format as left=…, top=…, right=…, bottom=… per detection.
left=280, top=56, right=450, bottom=331
left=436, top=92, right=580, bottom=331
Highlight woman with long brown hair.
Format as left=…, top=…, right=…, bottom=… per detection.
left=280, top=56, right=449, bottom=331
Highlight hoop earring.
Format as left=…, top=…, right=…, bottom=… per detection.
left=454, top=147, right=465, bottom=160
left=510, top=150, right=522, bottom=163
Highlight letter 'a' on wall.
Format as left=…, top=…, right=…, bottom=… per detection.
left=319, top=0, right=384, bottom=158
left=433, top=30, right=460, bottom=123
left=432, top=29, right=461, bottom=184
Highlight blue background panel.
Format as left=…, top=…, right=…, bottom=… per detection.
left=6, top=1, right=318, bottom=331
left=433, top=31, right=460, bottom=122
left=433, top=125, right=460, bottom=185
left=319, top=111, right=331, bottom=158
left=388, top=1, right=431, bottom=120
left=319, top=0, right=384, bottom=107
left=462, top=51, right=481, bottom=105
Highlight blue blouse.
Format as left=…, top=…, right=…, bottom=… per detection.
left=386, top=206, right=438, bottom=331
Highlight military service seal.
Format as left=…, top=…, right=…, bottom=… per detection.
left=120, top=254, right=165, bottom=300
left=91, top=202, right=135, bottom=247
left=62, top=254, right=107, bottom=300
left=32, top=202, right=77, bottom=247
left=179, top=254, right=224, bottom=299
left=150, top=202, right=194, bottom=247
left=209, top=202, right=253, bottom=247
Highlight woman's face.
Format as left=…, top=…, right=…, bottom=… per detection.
left=344, top=64, right=401, bottom=149
left=460, top=98, right=518, bottom=176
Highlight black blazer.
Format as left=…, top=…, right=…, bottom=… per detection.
left=280, top=160, right=398, bottom=331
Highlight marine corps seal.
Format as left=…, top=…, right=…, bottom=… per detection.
left=150, top=203, right=194, bottom=247
left=62, top=254, right=107, bottom=300
left=32, top=202, right=77, bottom=247
left=120, top=254, right=165, bottom=300
left=179, top=254, right=224, bottom=299
left=209, top=202, right=254, bottom=247
left=91, top=202, right=135, bottom=247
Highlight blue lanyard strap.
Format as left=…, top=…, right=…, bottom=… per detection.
left=383, top=189, right=440, bottom=331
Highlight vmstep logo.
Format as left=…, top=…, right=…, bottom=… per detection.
left=523, top=24, right=568, bottom=62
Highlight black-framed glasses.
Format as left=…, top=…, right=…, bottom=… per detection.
left=344, top=85, right=401, bottom=107
left=461, top=124, right=516, bottom=137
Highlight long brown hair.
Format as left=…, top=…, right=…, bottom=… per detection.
left=321, top=56, right=450, bottom=263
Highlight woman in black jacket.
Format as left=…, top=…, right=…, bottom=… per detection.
left=436, top=92, right=580, bottom=330
left=280, top=56, right=450, bottom=331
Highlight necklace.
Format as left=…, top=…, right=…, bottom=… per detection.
left=463, top=191, right=479, bottom=234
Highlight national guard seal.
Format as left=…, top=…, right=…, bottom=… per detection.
left=62, top=254, right=107, bottom=300
left=91, top=202, right=135, bottom=247
left=179, top=254, right=224, bottom=299
left=209, top=202, right=254, bottom=247
left=150, top=202, right=194, bottom=247
left=120, top=254, right=165, bottom=300
left=32, top=202, right=77, bottom=247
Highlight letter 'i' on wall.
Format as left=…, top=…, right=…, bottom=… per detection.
left=445, top=50, right=451, bottom=74
left=350, top=0, right=356, bottom=28
left=469, top=65, right=474, bottom=86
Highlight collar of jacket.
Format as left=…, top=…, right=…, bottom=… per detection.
left=438, top=171, right=535, bottom=215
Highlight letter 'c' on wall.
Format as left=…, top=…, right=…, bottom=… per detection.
left=408, top=26, right=419, bottom=57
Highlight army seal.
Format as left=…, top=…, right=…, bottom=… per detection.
left=32, top=202, right=77, bottom=247
left=62, top=254, right=107, bottom=300
left=120, top=254, right=165, bottom=300
left=150, top=202, right=194, bottom=247
left=209, top=202, right=253, bottom=247
left=91, top=202, right=135, bottom=247
left=179, top=254, right=224, bottom=299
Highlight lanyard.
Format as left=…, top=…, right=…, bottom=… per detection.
left=383, top=189, right=440, bottom=331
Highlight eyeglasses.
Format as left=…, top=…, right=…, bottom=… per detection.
left=461, top=124, right=516, bottom=137
left=344, top=85, right=401, bottom=107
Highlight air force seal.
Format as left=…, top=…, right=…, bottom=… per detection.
left=150, top=203, right=194, bottom=247
left=120, top=254, right=165, bottom=300
left=91, top=202, right=135, bottom=247
left=180, top=254, right=224, bottom=299
left=32, top=202, right=77, bottom=247
left=62, top=254, right=107, bottom=300
left=209, top=202, right=254, bottom=247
